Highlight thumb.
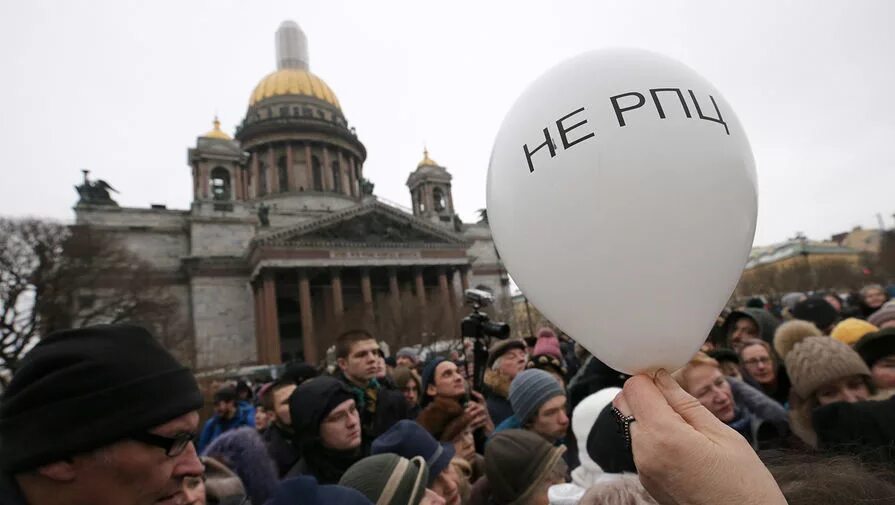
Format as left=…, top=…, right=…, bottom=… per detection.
left=654, top=369, right=729, bottom=436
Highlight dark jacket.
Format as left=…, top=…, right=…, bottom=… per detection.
left=567, top=356, right=630, bottom=411
left=813, top=396, right=895, bottom=465
left=334, top=371, right=409, bottom=448
left=743, top=365, right=792, bottom=407
left=285, top=448, right=362, bottom=485
left=262, top=422, right=301, bottom=478
left=0, top=473, right=26, bottom=505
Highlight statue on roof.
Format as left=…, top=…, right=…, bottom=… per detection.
left=75, top=169, right=119, bottom=206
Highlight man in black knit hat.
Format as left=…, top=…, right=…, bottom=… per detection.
left=0, top=324, right=205, bottom=505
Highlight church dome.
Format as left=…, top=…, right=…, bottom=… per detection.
left=249, top=68, right=341, bottom=109
left=200, top=117, right=232, bottom=140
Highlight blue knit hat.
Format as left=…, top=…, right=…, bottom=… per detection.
left=509, top=369, right=565, bottom=424
left=419, top=357, right=447, bottom=407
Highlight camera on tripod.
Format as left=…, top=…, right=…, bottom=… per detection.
left=461, top=289, right=510, bottom=390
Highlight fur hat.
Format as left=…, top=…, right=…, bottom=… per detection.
left=868, top=305, right=895, bottom=329
left=853, top=328, right=895, bottom=369
left=792, top=297, right=839, bottom=332
left=831, top=318, right=878, bottom=346
left=533, top=328, right=562, bottom=360
left=487, top=339, right=527, bottom=368
left=783, top=336, right=871, bottom=399
left=416, top=396, right=474, bottom=442
left=774, top=320, right=822, bottom=358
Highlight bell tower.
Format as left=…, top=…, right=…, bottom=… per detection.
left=188, top=117, right=248, bottom=203
left=406, top=149, right=455, bottom=226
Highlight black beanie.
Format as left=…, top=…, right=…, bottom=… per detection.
left=290, top=377, right=355, bottom=448
left=0, top=324, right=203, bottom=473
left=587, top=404, right=637, bottom=474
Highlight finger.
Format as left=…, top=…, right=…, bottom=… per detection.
left=620, top=374, right=681, bottom=432
left=653, top=369, right=728, bottom=435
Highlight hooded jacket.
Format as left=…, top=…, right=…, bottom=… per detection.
left=262, top=420, right=301, bottom=478
left=727, top=378, right=789, bottom=450
left=570, top=387, right=621, bottom=488
left=287, top=377, right=363, bottom=484
left=724, top=308, right=781, bottom=347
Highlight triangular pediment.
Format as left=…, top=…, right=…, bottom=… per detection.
left=255, top=200, right=468, bottom=248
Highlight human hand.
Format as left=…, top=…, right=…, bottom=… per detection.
left=466, top=391, right=494, bottom=434
left=613, top=369, right=786, bottom=505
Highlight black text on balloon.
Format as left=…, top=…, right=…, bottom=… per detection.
left=523, top=107, right=596, bottom=173
left=610, top=88, right=729, bottom=135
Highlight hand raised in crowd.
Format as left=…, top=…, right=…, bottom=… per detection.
left=466, top=390, right=495, bottom=435
left=613, top=369, right=787, bottom=505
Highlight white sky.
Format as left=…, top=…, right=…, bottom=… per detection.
left=1, top=0, right=893, bottom=246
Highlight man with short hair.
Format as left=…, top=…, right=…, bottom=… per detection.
left=372, top=420, right=463, bottom=505
left=0, top=324, right=205, bottom=505
left=197, top=386, right=254, bottom=453
left=334, top=329, right=409, bottom=446
left=286, top=376, right=364, bottom=484
left=496, top=369, right=569, bottom=445
left=260, top=380, right=300, bottom=477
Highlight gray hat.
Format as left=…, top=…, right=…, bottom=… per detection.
left=340, top=454, right=429, bottom=505
left=396, top=347, right=419, bottom=360
left=509, top=369, right=565, bottom=423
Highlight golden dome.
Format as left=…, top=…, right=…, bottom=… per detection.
left=201, top=117, right=232, bottom=140
left=418, top=148, right=439, bottom=168
left=249, top=68, right=341, bottom=109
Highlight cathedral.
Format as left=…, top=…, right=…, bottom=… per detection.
left=73, top=21, right=508, bottom=371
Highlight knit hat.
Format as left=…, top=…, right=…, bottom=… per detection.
left=371, top=420, right=455, bottom=485
left=0, top=324, right=203, bottom=473
left=290, top=377, right=355, bottom=448
left=853, top=328, right=895, bottom=368
left=266, top=475, right=374, bottom=505
left=486, top=339, right=527, bottom=368
left=420, top=357, right=447, bottom=407
left=485, top=429, right=566, bottom=505
left=792, top=297, right=839, bottom=332
left=706, top=348, right=740, bottom=365
left=782, top=336, right=872, bottom=399
left=526, top=354, right=568, bottom=379
left=773, top=320, right=822, bottom=358
left=340, top=454, right=429, bottom=505
left=831, top=318, right=879, bottom=346
left=868, top=305, right=895, bottom=329
left=533, top=328, right=562, bottom=360
left=396, top=347, right=419, bottom=361
left=281, top=362, right=320, bottom=386
left=214, top=386, right=238, bottom=403
left=509, top=369, right=565, bottom=424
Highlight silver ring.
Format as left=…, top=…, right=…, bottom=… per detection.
left=611, top=406, right=636, bottom=449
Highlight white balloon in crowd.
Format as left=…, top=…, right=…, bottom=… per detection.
left=487, top=48, right=757, bottom=374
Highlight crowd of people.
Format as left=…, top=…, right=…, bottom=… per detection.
left=1, top=283, right=895, bottom=504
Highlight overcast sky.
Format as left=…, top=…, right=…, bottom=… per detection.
left=1, top=1, right=893, bottom=246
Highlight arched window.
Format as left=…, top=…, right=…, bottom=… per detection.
left=210, top=167, right=231, bottom=201
left=433, top=187, right=446, bottom=211
left=332, top=161, right=342, bottom=194
left=312, top=155, right=323, bottom=191
left=277, top=155, right=289, bottom=192
left=258, top=162, right=268, bottom=196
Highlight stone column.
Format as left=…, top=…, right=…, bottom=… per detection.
left=251, top=152, right=259, bottom=198
left=438, top=267, right=453, bottom=333
left=268, top=145, right=278, bottom=193
left=460, top=266, right=470, bottom=291
left=449, top=267, right=460, bottom=308
left=262, top=271, right=282, bottom=364
left=331, top=268, right=344, bottom=315
left=388, top=267, right=401, bottom=324
left=199, top=165, right=209, bottom=199
left=347, top=155, right=356, bottom=197
left=322, top=146, right=333, bottom=191
left=304, top=143, right=313, bottom=189
left=286, top=142, right=294, bottom=192
left=298, top=270, right=317, bottom=364
left=361, top=268, right=374, bottom=325
left=414, top=267, right=427, bottom=306
left=253, top=281, right=266, bottom=364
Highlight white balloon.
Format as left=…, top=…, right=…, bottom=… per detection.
left=487, top=49, right=757, bottom=375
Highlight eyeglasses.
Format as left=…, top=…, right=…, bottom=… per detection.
left=743, top=357, right=772, bottom=367
left=130, top=431, right=196, bottom=457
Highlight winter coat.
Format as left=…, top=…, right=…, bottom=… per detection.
left=198, top=401, right=255, bottom=453
left=813, top=396, right=895, bottom=465
left=262, top=422, right=301, bottom=478
left=483, top=369, right=514, bottom=426
left=0, top=472, right=26, bottom=505
left=728, top=377, right=789, bottom=450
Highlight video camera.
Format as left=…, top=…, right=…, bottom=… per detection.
left=460, top=288, right=510, bottom=391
